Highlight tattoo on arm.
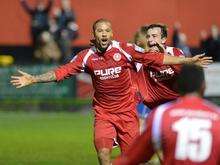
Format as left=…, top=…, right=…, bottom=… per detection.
left=34, top=71, right=56, bottom=83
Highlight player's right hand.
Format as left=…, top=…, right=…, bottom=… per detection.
left=10, top=70, right=36, bottom=88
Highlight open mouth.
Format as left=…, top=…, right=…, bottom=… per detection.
left=101, top=38, right=108, bottom=44
left=148, top=42, right=158, bottom=47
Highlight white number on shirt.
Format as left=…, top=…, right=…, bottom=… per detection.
left=172, top=117, right=212, bottom=162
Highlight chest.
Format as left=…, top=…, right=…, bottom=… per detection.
left=86, top=51, right=131, bottom=81
left=145, top=65, right=175, bottom=82
left=88, top=51, right=129, bottom=70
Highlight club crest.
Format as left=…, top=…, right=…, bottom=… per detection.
left=113, top=53, right=121, bottom=61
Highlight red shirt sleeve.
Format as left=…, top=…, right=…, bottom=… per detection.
left=54, top=50, right=88, bottom=81
left=132, top=52, right=164, bottom=67
left=113, top=112, right=155, bottom=165
left=120, top=43, right=164, bottom=67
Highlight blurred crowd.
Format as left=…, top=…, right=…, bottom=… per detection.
left=19, top=0, right=220, bottom=64
left=172, top=22, right=220, bottom=61
left=20, top=0, right=79, bottom=63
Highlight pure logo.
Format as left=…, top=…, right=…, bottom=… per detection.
left=94, top=67, right=122, bottom=80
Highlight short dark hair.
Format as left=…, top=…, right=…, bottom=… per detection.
left=177, top=64, right=205, bottom=95
left=92, top=18, right=111, bottom=32
left=147, top=23, right=168, bottom=38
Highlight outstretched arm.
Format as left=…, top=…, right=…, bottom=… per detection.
left=11, top=50, right=88, bottom=88
left=11, top=70, right=56, bottom=88
left=163, top=53, right=213, bottom=67
left=122, top=43, right=212, bottom=68
left=145, top=43, right=212, bottom=67
left=133, top=51, right=212, bottom=68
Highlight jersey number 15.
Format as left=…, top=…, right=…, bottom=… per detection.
left=172, top=117, right=212, bottom=162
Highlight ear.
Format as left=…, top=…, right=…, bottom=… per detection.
left=92, top=30, right=95, bottom=38
left=161, top=37, right=167, bottom=44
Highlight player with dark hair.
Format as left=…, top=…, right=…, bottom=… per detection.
left=114, top=64, right=220, bottom=165
left=11, top=19, right=212, bottom=165
left=136, top=23, right=189, bottom=109
left=133, top=24, right=183, bottom=132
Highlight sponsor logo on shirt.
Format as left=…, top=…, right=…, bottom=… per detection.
left=149, top=67, right=174, bottom=82
left=94, top=67, right=122, bottom=80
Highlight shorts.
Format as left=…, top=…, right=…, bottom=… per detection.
left=137, top=103, right=151, bottom=119
left=94, top=111, right=139, bottom=153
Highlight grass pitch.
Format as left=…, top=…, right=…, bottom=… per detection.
left=0, top=111, right=120, bottom=165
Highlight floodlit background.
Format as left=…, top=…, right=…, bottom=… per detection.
left=0, top=0, right=220, bottom=164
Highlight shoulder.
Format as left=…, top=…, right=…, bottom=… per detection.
left=152, top=101, right=179, bottom=122
left=111, top=40, right=133, bottom=49
left=166, top=46, right=184, bottom=57
left=154, top=101, right=174, bottom=114
left=70, top=48, right=95, bottom=63
left=117, top=41, right=145, bottom=53
left=203, top=99, right=220, bottom=115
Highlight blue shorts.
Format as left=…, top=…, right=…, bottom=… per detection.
left=137, top=103, right=151, bottom=119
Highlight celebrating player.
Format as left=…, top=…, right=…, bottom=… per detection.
left=11, top=19, right=212, bottom=165
left=136, top=24, right=189, bottom=109
left=114, top=64, right=220, bottom=165
left=133, top=24, right=185, bottom=132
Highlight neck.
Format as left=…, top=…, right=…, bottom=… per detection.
left=96, top=46, right=107, bottom=53
left=95, top=41, right=112, bottom=53
left=184, top=92, right=202, bottom=98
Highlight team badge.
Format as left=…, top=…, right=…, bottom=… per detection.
left=113, top=53, right=121, bottom=61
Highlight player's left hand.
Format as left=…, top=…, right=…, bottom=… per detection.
left=148, top=42, right=165, bottom=53
left=191, top=53, right=213, bottom=67
left=155, top=42, right=165, bottom=53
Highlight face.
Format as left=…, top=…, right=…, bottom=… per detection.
left=146, top=27, right=166, bottom=47
left=211, top=25, right=219, bottom=38
left=61, top=0, right=71, bottom=10
left=93, top=22, right=113, bottom=51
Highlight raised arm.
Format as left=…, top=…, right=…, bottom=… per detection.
left=45, top=0, right=53, bottom=12
left=20, top=0, right=34, bottom=15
